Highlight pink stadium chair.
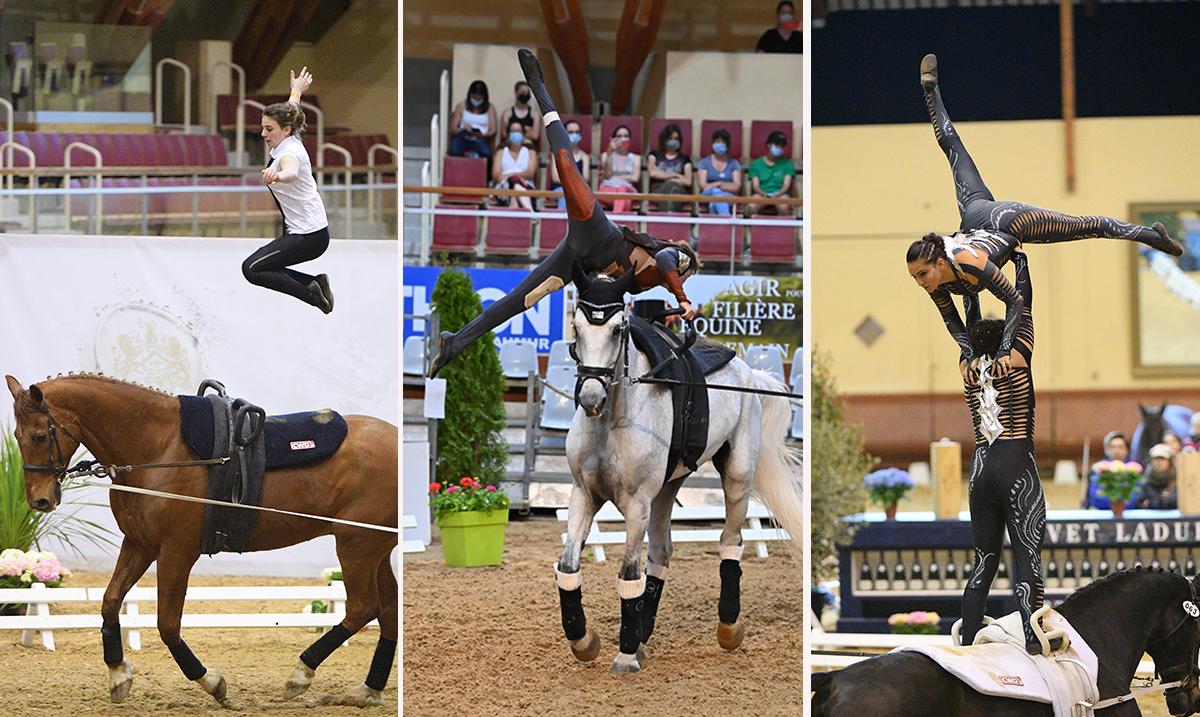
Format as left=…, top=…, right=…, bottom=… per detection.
left=538, top=212, right=568, bottom=256
left=430, top=204, right=478, bottom=255
left=483, top=208, right=534, bottom=256
left=697, top=222, right=744, bottom=263
left=644, top=213, right=692, bottom=244
left=749, top=216, right=798, bottom=264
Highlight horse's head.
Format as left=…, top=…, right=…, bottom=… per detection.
left=571, top=269, right=636, bottom=418
left=5, top=376, right=72, bottom=513
left=1147, top=572, right=1200, bottom=716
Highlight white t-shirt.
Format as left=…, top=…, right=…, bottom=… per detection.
left=267, top=135, right=328, bottom=235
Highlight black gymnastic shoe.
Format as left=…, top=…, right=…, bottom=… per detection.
left=1151, top=222, right=1185, bottom=257
left=428, top=331, right=457, bottom=379
left=517, top=48, right=558, bottom=115
left=315, top=274, right=334, bottom=312
left=308, top=278, right=333, bottom=314
left=920, top=53, right=938, bottom=94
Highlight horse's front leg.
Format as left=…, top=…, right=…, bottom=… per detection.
left=642, top=479, right=686, bottom=648
left=155, top=548, right=228, bottom=706
left=557, top=485, right=602, bottom=663
left=100, top=537, right=154, bottom=703
left=611, top=497, right=652, bottom=674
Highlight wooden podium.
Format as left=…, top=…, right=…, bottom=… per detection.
left=931, top=439, right=962, bottom=519
left=1178, top=451, right=1200, bottom=515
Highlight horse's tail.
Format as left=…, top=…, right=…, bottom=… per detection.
left=810, top=671, right=835, bottom=716
left=749, top=369, right=805, bottom=557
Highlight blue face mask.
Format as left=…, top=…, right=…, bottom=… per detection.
left=509, top=132, right=524, bottom=146
left=469, top=96, right=483, bottom=107
left=769, top=145, right=784, bottom=158
left=568, top=132, right=582, bottom=145
left=712, top=142, right=727, bottom=155
left=666, top=138, right=681, bottom=150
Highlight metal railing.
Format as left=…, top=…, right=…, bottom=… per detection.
left=155, top=58, right=191, bottom=132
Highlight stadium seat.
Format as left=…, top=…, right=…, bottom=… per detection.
left=483, top=208, right=533, bottom=256
left=745, top=344, right=786, bottom=382
left=697, top=222, right=742, bottom=263
left=609, top=213, right=640, bottom=233
left=699, top=119, right=745, bottom=163
left=403, top=336, right=427, bottom=376
left=644, top=213, right=692, bottom=244
left=440, top=156, right=487, bottom=205
left=430, top=204, right=478, bottom=255
left=648, top=118, right=694, bottom=158
left=749, top=120, right=795, bottom=161
left=548, top=340, right=573, bottom=370
left=537, top=212, right=568, bottom=255
left=499, top=339, right=539, bottom=379
left=790, top=347, right=804, bottom=395
left=599, top=115, right=644, bottom=156
left=540, top=365, right=578, bottom=431
left=749, top=217, right=798, bottom=264
left=791, top=398, right=803, bottom=441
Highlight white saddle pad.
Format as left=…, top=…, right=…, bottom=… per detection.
left=894, top=610, right=1098, bottom=717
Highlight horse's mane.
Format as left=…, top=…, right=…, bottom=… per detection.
left=1057, top=565, right=1182, bottom=611
left=42, top=372, right=173, bottom=397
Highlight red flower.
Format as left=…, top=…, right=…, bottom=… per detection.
left=428, top=483, right=441, bottom=493
left=460, top=477, right=477, bottom=488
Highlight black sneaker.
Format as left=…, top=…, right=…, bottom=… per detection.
left=308, top=279, right=333, bottom=314
left=429, top=331, right=456, bottom=379
left=1152, top=222, right=1185, bottom=257
left=517, top=48, right=558, bottom=115
left=315, top=274, right=334, bottom=312
left=920, top=53, right=938, bottom=94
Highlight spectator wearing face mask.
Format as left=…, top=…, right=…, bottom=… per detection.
left=492, top=118, right=539, bottom=210
left=448, top=79, right=497, bottom=159
left=746, top=130, right=795, bottom=216
left=548, top=119, right=590, bottom=210
left=756, top=1, right=802, bottom=54
left=498, top=80, right=542, bottom=149
left=696, top=128, right=742, bottom=216
left=599, top=124, right=640, bottom=214
left=1134, top=443, right=1178, bottom=510
left=647, top=123, right=693, bottom=213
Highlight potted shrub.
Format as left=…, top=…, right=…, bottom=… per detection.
left=865, top=467, right=914, bottom=520
left=1093, top=460, right=1143, bottom=518
left=429, top=478, right=511, bottom=567
left=0, top=549, right=72, bottom=614
left=889, top=610, right=940, bottom=635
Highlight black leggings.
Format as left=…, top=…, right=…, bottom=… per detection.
left=241, top=227, right=329, bottom=307
left=961, top=439, right=1046, bottom=647
left=445, top=55, right=625, bottom=360
left=925, top=85, right=1165, bottom=247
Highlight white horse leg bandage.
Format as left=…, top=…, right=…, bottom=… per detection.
left=555, top=564, right=583, bottom=591
left=646, top=563, right=669, bottom=580
left=719, top=544, right=745, bottom=561
left=617, top=575, right=647, bottom=599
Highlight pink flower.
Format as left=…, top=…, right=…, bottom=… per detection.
left=485, top=485, right=497, bottom=492
left=1126, top=461, right=1143, bottom=473
left=31, top=559, right=63, bottom=583
left=0, top=558, right=29, bottom=577
left=447, top=486, right=458, bottom=493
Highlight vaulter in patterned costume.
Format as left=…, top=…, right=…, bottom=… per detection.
left=907, top=54, right=1182, bottom=383
left=959, top=248, right=1048, bottom=656
left=429, top=48, right=700, bottom=378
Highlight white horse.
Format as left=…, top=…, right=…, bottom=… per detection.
left=555, top=271, right=805, bottom=673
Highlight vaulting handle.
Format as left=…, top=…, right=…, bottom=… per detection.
left=231, top=400, right=265, bottom=447
left=196, top=379, right=227, bottom=398
left=654, top=308, right=698, bottom=352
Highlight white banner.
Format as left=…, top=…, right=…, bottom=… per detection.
left=0, top=233, right=398, bottom=577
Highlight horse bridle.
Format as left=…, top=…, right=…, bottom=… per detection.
left=1149, top=576, right=1200, bottom=699
left=20, top=401, right=84, bottom=481
left=570, top=300, right=630, bottom=406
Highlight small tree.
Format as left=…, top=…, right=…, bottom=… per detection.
left=810, top=347, right=875, bottom=584
left=429, top=266, right=509, bottom=488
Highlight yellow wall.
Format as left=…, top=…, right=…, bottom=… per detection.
left=812, top=116, right=1200, bottom=395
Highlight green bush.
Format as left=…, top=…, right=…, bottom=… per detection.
left=430, top=265, right=510, bottom=488
left=810, top=348, right=875, bottom=583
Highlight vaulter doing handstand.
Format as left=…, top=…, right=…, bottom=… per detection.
left=429, top=48, right=700, bottom=378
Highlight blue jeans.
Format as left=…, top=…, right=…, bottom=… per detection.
left=449, top=133, right=492, bottom=158
left=701, top=186, right=736, bottom=215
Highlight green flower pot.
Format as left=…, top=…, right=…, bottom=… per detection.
left=437, top=509, right=509, bottom=567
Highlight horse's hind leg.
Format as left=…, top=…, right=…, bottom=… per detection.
left=642, top=479, right=685, bottom=648
left=339, top=553, right=397, bottom=707
left=611, top=496, right=652, bottom=674
left=100, top=537, right=154, bottom=703
left=286, top=533, right=383, bottom=701
left=155, top=548, right=230, bottom=706
left=556, top=485, right=602, bottom=663
left=715, top=441, right=757, bottom=651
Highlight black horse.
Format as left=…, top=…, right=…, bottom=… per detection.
left=812, top=568, right=1200, bottom=717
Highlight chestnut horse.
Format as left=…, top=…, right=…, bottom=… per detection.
left=5, top=373, right=398, bottom=707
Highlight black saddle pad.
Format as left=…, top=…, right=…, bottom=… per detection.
left=179, top=395, right=347, bottom=470
left=627, top=316, right=736, bottom=479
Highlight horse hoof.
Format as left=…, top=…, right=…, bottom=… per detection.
left=609, top=651, right=641, bottom=673
left=717, top=620, right=746, bottom=651
left=108, top=660, right=133, bottom=703
left=283, top=660, right=315, bottom=700
left=196, top=668, right=227, bottom=704
left=636, top=644, right=646, bottom=661
left=570, top=626, right=601, bottom=662
left=339, top=683, right=384, bottom=707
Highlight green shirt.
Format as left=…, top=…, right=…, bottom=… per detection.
left=748, top=155, right=795, bottom=196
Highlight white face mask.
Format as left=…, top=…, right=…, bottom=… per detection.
left=779, top=12, right=793, bottom=22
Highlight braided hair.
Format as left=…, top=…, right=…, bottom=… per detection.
left=906, top=232, right=950, bottom=265
left=263, top=102, right=306, bottom=137
left=969, top=318, right=1005, bottom=358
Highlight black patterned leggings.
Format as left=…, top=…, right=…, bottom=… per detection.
left=962, top=438, right=1046, bottom=647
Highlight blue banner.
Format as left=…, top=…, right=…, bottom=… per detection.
left=402, top=266, right=565, bottom=353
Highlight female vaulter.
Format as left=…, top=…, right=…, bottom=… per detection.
left=430, top=49, right=700, bottom=377
left=907, top=54, right=1182, bottom=382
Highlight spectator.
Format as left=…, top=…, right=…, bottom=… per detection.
left=1163, top=431, right=1184, bottom=458
left=548, top=119, right=590, bottom=210
left=492, top=118, right=539, bottom=210
left=1134, top=443, right=1178, bottom=510
left=1184, top=413, right=1200, bottom=450
left=1086, top=431, right=1133, bottom=510
left=746, top=130, right=795, bottom=216
left=598, top=124, right=640, bottom=214
left=697, top=128, right=742, bottom=215
left=448, top=80, right=497, bottom=159
left=647, top=123, right=693, bottom=213
left=498, top=80, right=542, bottom=149
left=756, top=1, right=802, bottom=54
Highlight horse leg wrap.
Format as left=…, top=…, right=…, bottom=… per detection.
left=558, top=587, right=587, bottom=641
left=620, top=595, right=646, bottom=656
left=101, top=621, right=124, bottom=665
left=718, top=559, right=743, bottom=625
left=168, top=639, right=207, bottom=681
left=364, top=636, right=397, bottom=691
left=642, top=574, right=666, bottom=643
left=300, top=624, right=353, bottom=670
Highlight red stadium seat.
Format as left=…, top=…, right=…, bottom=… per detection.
left=599, top=115, right=643, bottom=157
left=609, top=213, right=640, bottom=234
left=538, top=212, right=568, bottom=256
left=749, top=216, right=797, bottom=263
left=699, top=120, right=745, bottom=163
left=697, top=222, right=743, bottom=263
left=648, top=118, right=694, bottom=159
left=644, top=213, right=692, bottom=244
left=440, top=156, right=487, bottom=205
left=431, top=204, right=479, bottom=255
left=749, top=120, right=795, bottom=161
left=483, top=208, right=533, bottom=256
